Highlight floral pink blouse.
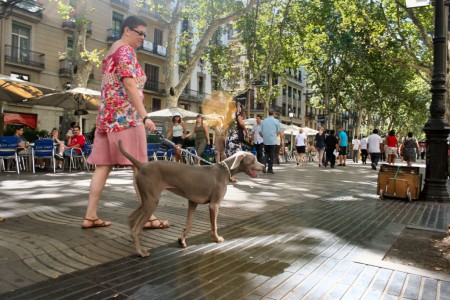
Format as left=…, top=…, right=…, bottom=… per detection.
left=96, top=45, right=147, bottom=133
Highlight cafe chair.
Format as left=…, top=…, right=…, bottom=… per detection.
left=0, top=136, right=20, bottom=174
left=31, top=139, right=56, bottom=173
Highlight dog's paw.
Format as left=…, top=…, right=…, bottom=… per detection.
left=178, top=237, right=187, bottom=248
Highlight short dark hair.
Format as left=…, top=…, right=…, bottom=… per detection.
left=407, top=132, right=413, bottom=138
left=268, top=110, right=275, bottom=116
left=256, top=114, right=263, bottom=119
left=15, top=125, right=24, bottom=131
left=389, top=130, right=395, bottom=136
left=120, top=15, right=147, bottom=36
left=73, top=125, right=81, bottom=130
left=330, top=130, right=335, bottom=135
left=373, top=129, right=379, bottom=134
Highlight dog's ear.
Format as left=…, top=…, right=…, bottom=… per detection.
left=230, top=152, right=246, bottom=170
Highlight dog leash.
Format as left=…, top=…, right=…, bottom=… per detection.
left=153, top=132, right=214, bottom=165
left=153, top=132, right=233, bottom=180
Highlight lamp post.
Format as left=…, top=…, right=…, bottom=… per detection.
left=421, top=0, right=450, bottom=202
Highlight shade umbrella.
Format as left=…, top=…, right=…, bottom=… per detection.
left=147, top=107, right=198, bottom=121
left=23, top=87, right=101, bottom=132
left=283, top=125, right=300, bottom=151
left=302, top=127, right=319, bottom=136
left=0, top=74, right=57, bottom=103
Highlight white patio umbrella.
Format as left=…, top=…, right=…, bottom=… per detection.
left=147, top=107, right=198, bottom=121
left=23, top=87, right=101, bottom=132
left=302, top=127, right=319, bottom=136
left=284, top=125, right=300, bottom=151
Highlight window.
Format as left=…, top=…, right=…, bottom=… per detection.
left=198, top=75, right=205, bottom=95
left=11, top=22, right=31, bottom=63
left=154, top=28, right=163, bottom=46
left=152, top=98, right=161, bottom=111
left=112, top=11, right=123, bottom=36
left=145, top=64, right=159, bottom=91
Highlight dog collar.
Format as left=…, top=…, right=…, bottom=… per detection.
left=220, top=161, right=233, bottom=180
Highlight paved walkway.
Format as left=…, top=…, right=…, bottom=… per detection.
left=0, top=159, right=449, bottom=299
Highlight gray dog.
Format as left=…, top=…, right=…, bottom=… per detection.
left=119, top=140, right=264, bottom=257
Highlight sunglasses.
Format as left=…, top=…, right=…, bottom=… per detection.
left=131, top=28, right=147, bottom=38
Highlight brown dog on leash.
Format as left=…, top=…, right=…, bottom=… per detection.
left=119, top=140, right=264, bottom=257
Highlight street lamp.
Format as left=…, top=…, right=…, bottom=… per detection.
left=421, top=0, right=450, bottom=202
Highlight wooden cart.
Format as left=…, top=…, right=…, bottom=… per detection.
left=377, top=164, right=422, bottom=201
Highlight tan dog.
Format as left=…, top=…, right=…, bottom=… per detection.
left=119, top=140, right=264, bottom=257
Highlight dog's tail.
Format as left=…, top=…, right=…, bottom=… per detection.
left=118, top=139, right=143, bottom=169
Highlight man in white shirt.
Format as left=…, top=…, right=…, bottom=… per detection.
left=367, top=129, right=383, bottom=170
left=360, top=135, right=368, bottom=164
left=351, top=135, right=360, bottom=163
left=252, top=115, right=264, bottom=163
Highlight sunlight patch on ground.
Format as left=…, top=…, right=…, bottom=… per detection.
left=0, top=180, right=67, bottom=189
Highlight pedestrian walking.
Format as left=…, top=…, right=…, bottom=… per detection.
left=337, top=127, right=348, bottom=166
left=351, top=135, right=360, bottom=163
left=82, top=15, right=168, bottom=230
left=360, top=135, right=368, bottom=164
left=260, top=110, right=282, bottom=174
left=324, top=129, right=338, bottom=168
left=367, top=128, right=383, bottom=170
left=399, top=132, right=420, bottom=166
left=295, top=128, right=307, bottom=166
left=165, top=112, right=187, bottom=162
left=386, top=130, right=398, bottom=165
left=314, top=126, right=326, bottom=167
left=213, top=116, right=227, bottom=164
left=251, top=115, right=264, bottom=164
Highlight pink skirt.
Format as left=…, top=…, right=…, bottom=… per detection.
left=87, top=125, right=147, bottom=166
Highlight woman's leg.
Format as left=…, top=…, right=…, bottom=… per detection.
left=82, top=165, right=113, bottom=227
left=131, top=165, right=169, bottom=228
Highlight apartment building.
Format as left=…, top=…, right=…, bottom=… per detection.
left=0, top=0, right=211, bottom=133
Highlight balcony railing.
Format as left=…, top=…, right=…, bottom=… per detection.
left=110, top=0, right=129, bottom=10
left=138, top=4, right=163, bottom=20
left=59, top=58, right=72, bottom=77
left=138, top=40, right=167, bottom=57
left=179, top=89, right=210, bottom=103
left=106, top=28, right=121, bottom=43
left=62, top=20, right=92, bottom=35
left=306, top=112, right=315, bottom=119
left=4, top=45, right=45, bottom=69
left=144, top=81, right=165, bottom=94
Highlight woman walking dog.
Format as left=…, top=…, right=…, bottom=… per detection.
left=82, top=15, right=169, bottom=230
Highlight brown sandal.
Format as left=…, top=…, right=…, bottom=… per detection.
left=143, top=218, right=169, bottom=229
left=81, top=217, right=111, bottom=229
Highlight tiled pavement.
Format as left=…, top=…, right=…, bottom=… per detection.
left=0, top=160, right=449, bottom=299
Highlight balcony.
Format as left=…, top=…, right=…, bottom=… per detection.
left=106, top=28, right=121, bottom=44
left=144, top=81, right=165, bottom=94
left=62, top=20, right=92, bottom=35
left=138, top=4, right=164, bottom=21
left=7, top=0, right=43, bottom=23
left=59, top=58, right=72, bottom=77
left=110, top=0, right=129, bottom=10
left=179, top=89, right=209, bottom=103
left=306, top=112, right=316, bottom=119
left=4, top=45, right=45, bottom=70
left=138, top=40, right=167, bottom=57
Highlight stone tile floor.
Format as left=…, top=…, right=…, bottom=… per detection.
left=0, top=160, right=449, bottom=299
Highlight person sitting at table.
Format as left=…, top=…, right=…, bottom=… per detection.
left=14, top=125, right=30, bottom=154
left=54, top=125, right=85, bottom=170
left=36, top=128, right=63, bottom=171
